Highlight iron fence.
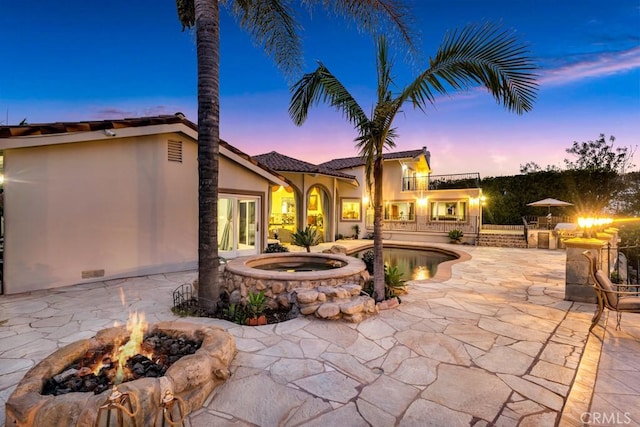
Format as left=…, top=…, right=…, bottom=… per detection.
left=602, top=244, right=640, bottom=286
left=365, top=214, right=480, bottom=235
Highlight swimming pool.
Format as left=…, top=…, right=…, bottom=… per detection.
left=353, top=246, right=457, bottom=280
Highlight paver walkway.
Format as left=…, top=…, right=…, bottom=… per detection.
left=1, top=244, right=638, bottom=426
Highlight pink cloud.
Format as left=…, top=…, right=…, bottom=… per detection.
left=540, top=46, right=640, bottom=86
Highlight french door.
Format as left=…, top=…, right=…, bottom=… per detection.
left=218, top=195, right=259, bottom=258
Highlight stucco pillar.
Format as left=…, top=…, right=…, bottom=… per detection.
left=564, top=237, right=606, bottom=303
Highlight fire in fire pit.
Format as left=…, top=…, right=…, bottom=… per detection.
left=6, top=320, right=236, bottom=427
left=42, top=312, right=202, bottom=396
left=42, top=330, right=201, bottom=395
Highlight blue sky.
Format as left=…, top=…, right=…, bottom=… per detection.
left=1, top=0, right=638, bottom=177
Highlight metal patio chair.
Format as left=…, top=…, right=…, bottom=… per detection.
left=583, top=250, right=640, bottom=331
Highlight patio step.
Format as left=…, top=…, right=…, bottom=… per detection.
left=477, top=232, right=527, bottom=248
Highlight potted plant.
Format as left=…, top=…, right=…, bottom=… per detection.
left=246, top=290, right=267, bottom=326
left=352, top=224, right=360, bottom=239
left=448, top=229, right=464, bottom=244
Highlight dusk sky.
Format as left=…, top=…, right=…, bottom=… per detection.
left=1, top=1, right=638, bottom=177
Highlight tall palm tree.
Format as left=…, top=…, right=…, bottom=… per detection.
left=290, top=26, right=538, bottom=301
left=176, top=0, right=415, bottom=312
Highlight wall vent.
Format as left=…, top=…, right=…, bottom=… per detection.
left=168, top=140, right=183, bottom=163
left=81, top=269, right=105, bottom=279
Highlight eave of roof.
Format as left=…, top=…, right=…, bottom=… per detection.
left=0, top=114, right=290, bottom=187
left=0, top=115, right=197, bottom=138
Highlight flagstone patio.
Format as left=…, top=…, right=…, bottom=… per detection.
left=1, top=243, right=638, bottom=426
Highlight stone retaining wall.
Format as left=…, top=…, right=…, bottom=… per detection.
left=293, top=283, right=377, bottom=322
left=221, top=268, right=369, bottom=310
left=477, top=233, right=527, bottom=248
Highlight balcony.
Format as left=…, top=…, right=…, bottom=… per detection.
left=428, top=173, right=480, bottom=190
left=401, top=176, right=429, bottom=191
left=402, top=173, right=481, bottom=192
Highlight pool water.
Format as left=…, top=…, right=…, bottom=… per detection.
left=353, top=247, right=455, bottom=280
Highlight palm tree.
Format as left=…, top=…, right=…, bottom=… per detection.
left=289, top=26, right=538, bottom=301
left=175, top=0, right=415, bottom=312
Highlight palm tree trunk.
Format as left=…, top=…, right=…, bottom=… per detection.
left=195, top=0, right=220, bottom=313
left=373, top=155, right=385, bottom=302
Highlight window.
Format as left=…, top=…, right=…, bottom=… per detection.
left=341, top=198, right=361, bottom=221
left=384, top=201, right=415, bottom=221
left=430, top=200, right=467, bottom=221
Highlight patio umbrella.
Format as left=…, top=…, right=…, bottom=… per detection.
left=526, top=198, right=573, bottom=214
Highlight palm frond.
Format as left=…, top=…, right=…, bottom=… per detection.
left=400, top=22, right=538, bottom=115
left=230, top=0, right=303, bottom=76
left=289, top=62, right=368, bottom=127
left=302, top=0, right=417, bottom=54
left=375, top=34, right=396, bottom=104
left=176, top=0, right=195, bottom=30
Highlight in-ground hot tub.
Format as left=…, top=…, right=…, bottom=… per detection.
left=221, top=252, right=369, bottom=309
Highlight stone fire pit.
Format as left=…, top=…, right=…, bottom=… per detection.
left=6, top=321, right=236, bottom=426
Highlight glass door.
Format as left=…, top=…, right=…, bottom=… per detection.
left=237, top=199, right=258, bottom=256
left=218, top=195, right=260, bottom=258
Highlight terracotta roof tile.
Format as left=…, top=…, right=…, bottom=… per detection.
left=0, top=114, right=290, bottom=186
left=253, top=151, right=357, bottom=181
left=0, top=114, right=198, bottom=138
left=319, top=148, right=427, bottom=170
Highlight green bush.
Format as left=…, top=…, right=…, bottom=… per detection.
left=264, top=243, right=289, bottom=253
left=247, top=290, right=266, bottom=317
left=291, top=226, right=321, bottom=252
left=448, top=229, right=464, bottom=243
left=384, top=264, right=406, bottom=297
left=361, top=250, right=375, bottom=274
left=360, top=258, right=405, bottom=300
left=222, top=302, right=247, bottom=325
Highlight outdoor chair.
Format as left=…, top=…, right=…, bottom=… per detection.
left=582, top=250, right=640, bottom=331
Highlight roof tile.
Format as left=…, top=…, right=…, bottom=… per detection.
left=319, top=148, right=426, bottom=170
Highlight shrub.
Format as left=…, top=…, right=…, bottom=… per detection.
left=361, top=250, right=374, bottom=274
left=291, top=226, right=321, bottom=252
left=384, top=264, right=406, bottom=297
left=448, top=229, right=464, bottom=243
left=358, top=252, right=405, bottom=300
left=247, top=290, right=266, bottom=318
left=222, top=302, right=247, bottom=325
left=264, top=243, right=289, bottom=253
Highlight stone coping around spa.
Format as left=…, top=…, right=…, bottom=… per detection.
left=224, top=252, right=366, bottom=281
left=344, top=241, right=470, bottom=283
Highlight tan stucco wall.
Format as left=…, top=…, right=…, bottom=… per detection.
left=3, top=134, right=198, bottom=293
left=2, top=132, right=276, bottom=294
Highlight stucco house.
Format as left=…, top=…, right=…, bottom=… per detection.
left=0, top=114, right=483, bottom=294
left=257, top=147, right=483, bottom=245
left=0, top=115, right=287, bottom=294
left=252, top=151, right=359, bottom=243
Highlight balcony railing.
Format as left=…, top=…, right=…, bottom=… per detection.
left=402, top=173, right=481, bottom=192
left=428, top=173, right=480, bottom=190
left=365, top=213, right=480, bottom=235
left=402, top=177, right=428, bottom=191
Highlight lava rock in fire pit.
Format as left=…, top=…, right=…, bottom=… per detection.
left=42, top=331, right=201, bottom=396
